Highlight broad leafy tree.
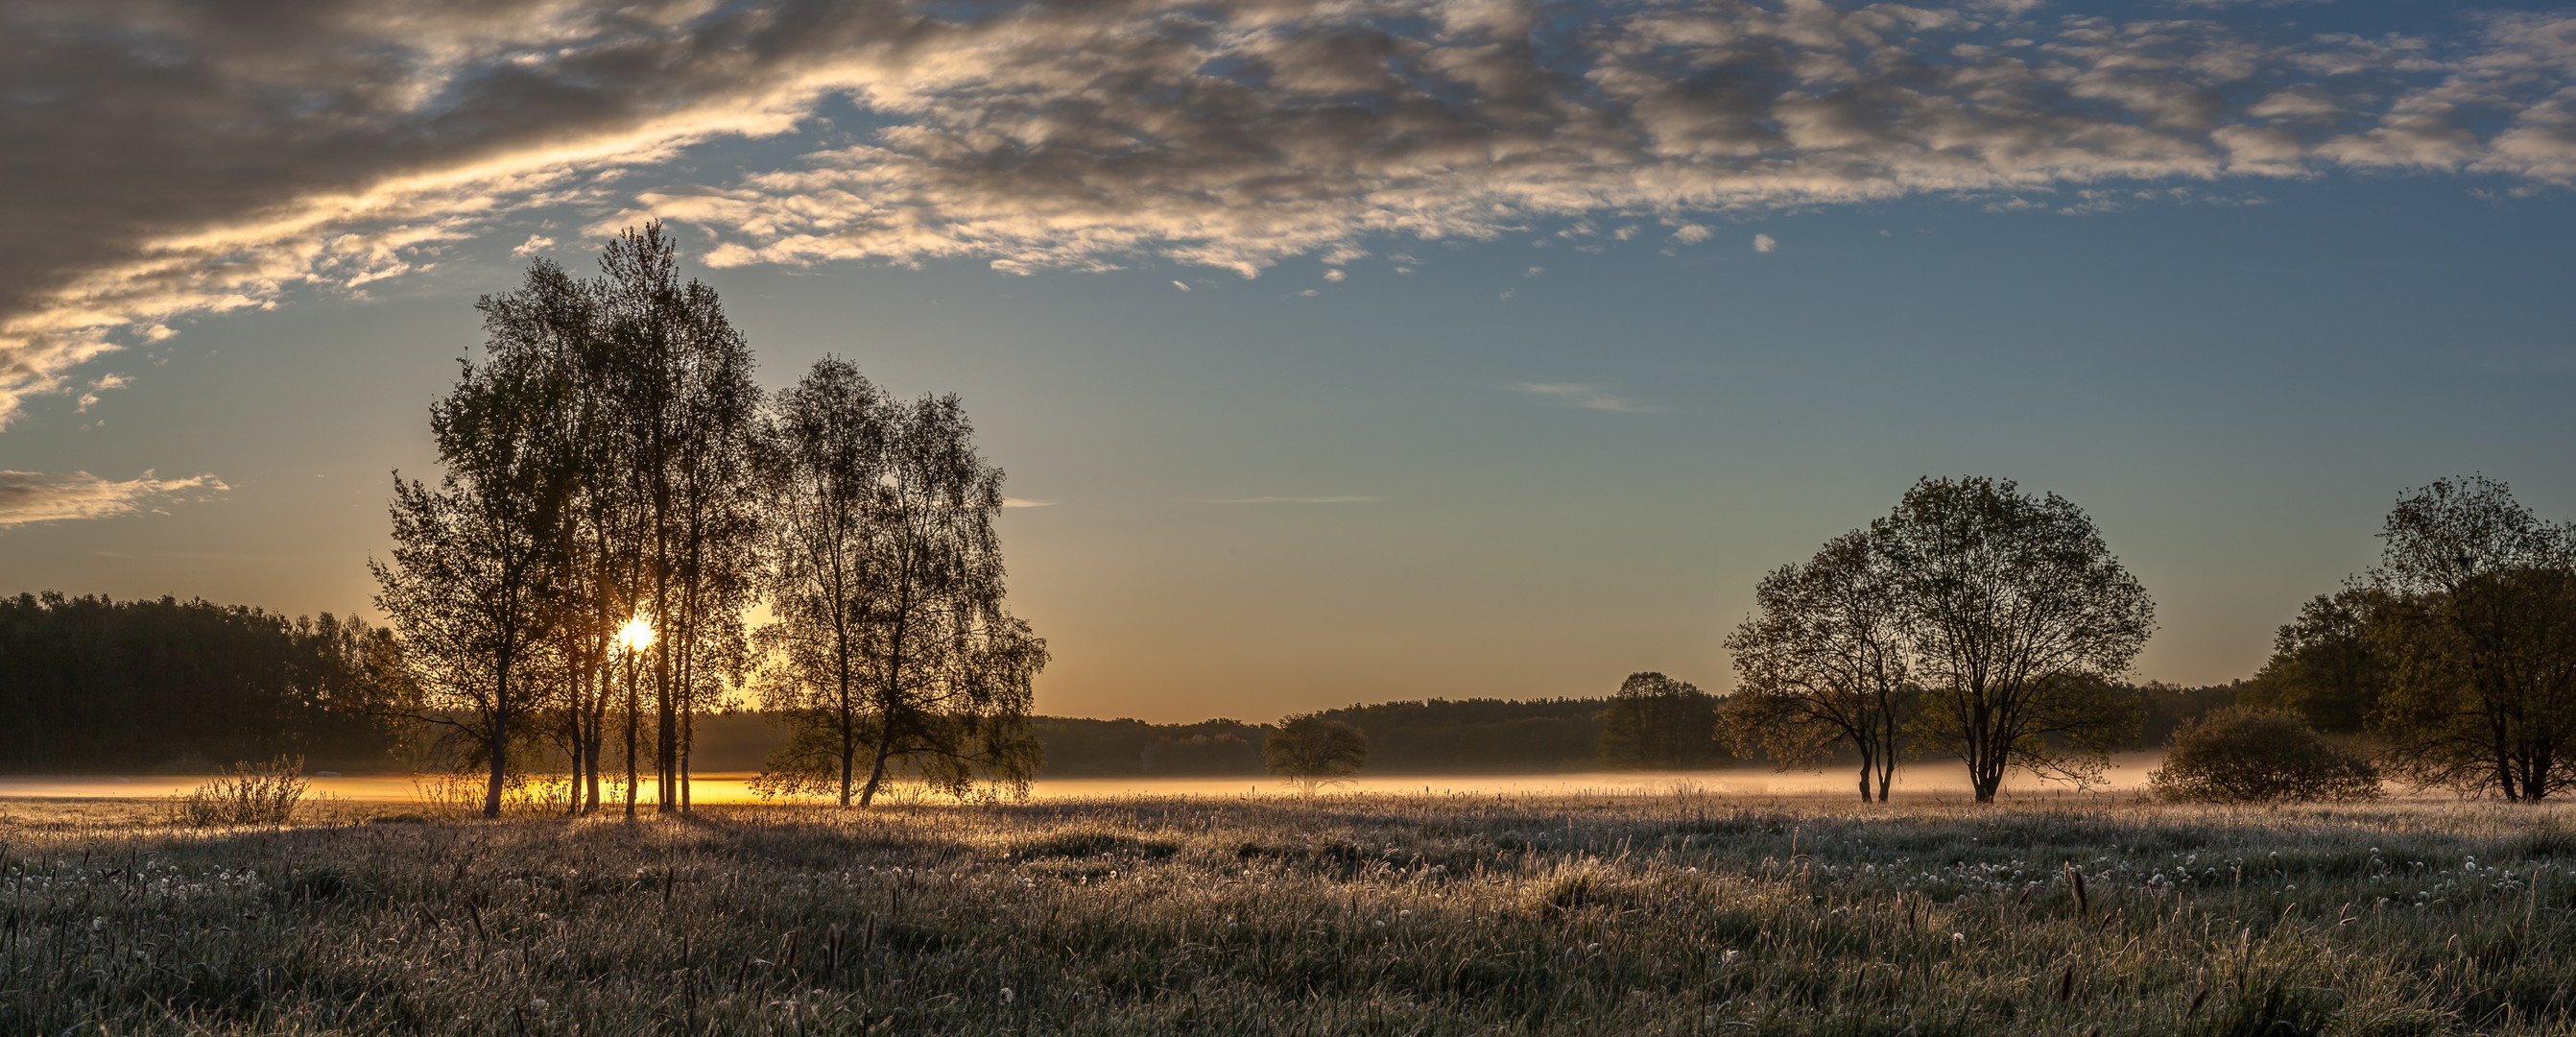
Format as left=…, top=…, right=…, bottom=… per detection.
left=2366, top=475, right=2576, bottom=801
left=1723, top=531, right=1914, bottom=801
left=1873, top=476, right=2153, bottom=802
left=1264, top=713, right=1368, bottom=795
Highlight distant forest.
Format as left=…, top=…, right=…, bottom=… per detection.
left=0, top=590, right=2248, bottom=778
left=0, top=592, right=409, bottom=773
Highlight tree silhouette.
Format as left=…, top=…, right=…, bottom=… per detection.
left=1873, top=476, right=2153, bottom=803
left=372, top=345, right=579, bottom=817
left=752, top=357, right=893, bottom=805
left=1264, top=713, right=1368, bottom=795
left=1724, top=531, right=1914, bottom=801
left=2366, top=475, right=2576, bottom=801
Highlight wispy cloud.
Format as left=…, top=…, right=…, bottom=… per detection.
left=1205, top=495, right=1387, bottom=504
left=1753, top=233, right=1778, bottom=253
left=1515, top=383, right=1662, bottom=415
left=1001, top=497, right=1057, bottom=508
left=0, top=470, right=227, bottom=528
left=2, top=1, right=2573, bottom=427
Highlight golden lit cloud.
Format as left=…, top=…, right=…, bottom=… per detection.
left=0, top=470, right=228, bottom=528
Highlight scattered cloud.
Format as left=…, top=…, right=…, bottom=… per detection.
left=1206, top=495, right=1387, bottom=504
left=1171, top=280, right=1191, bottom=292
left=1525, top=266, right=1545, bottom=277
left=3, top=0, right=2574, bottom=425
left=1001, top=497, right=1057, bottom=508
left=76, top=374, right=130, bottom=412
left=1753, top=233, right=1778, bottom=253
left=1324, top=269, right=1347, bottom=282
left=511, top=235, right=558, bottom=258
left=0, top=470, right=227, bottom=528
left=1515, top=382, right=1662, bottom=414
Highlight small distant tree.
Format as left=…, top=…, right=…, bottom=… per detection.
left=1265, top=713, right=1368, bottom=795
left=1598, top=672, right=1722, bottom=770
left=2149, top=707, right=2382, bottom=803
left=1723, top=531, right=1913, bottom=801
left=1874, top=476, right=2154, bottom=802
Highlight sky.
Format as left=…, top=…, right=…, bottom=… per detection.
left=2, top=0, right=2572, bottom=724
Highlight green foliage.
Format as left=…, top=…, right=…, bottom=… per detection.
left=1264, top=713, right=1367, bottom=793
left=0, top=592, right=410, bottom=772
left=2149, top=707, right=2384, bottom=803
left=171, top=756, right=311, bottom=826
left=1874, top=476, right=2156, bottom=801
left=1725, top=531, right=1912, bottom=800
left=2358, top=475, right=2576, bottom=801
left=1596, top=672, right=1723, bottom=769
left=2239, top=589, right=2389, bottom=734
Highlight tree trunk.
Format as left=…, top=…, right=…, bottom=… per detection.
left=485, top=652, right=510, bottom=819
left=857, top=724, right=896, bottom=808
left=656, top=628, right=675, bottom=814
left=837, top=658, right=855, bottom=808
left=624, top=650, right=640, bottom=818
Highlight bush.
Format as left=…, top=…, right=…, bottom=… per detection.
left=171, top=756, right=309, bottom=825
left=2149, top=707, right=2382, bottom=803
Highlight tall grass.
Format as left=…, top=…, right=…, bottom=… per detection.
left=3, top=792, right=2572, bottom=1034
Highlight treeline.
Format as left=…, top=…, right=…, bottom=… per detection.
left=0, top=594, right=2252, bottom=779
left=0, top=593, right=407, bottom=773
left=1030, top=698, right=1615, bottom=777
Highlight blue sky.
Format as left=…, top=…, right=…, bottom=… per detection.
left=2, top=0, right=2571, bottom=721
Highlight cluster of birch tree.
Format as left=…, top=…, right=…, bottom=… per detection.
left=371, top=224, right=1044, bottom=817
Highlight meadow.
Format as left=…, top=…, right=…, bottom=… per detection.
left=2, top=789, right=2572, bottom=1036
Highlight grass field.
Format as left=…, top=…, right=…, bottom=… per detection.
left=3, top=790, right=2573, bottom=1036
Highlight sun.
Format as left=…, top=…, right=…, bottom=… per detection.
left=614, top=615, right=656, bottom=652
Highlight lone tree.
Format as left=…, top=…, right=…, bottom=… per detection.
left=1264, top=713, right=1368, bottom=795
left=2366, top=475, right=2576, bottom=801
left=753, top=385, right=1047, bottom=806
left=1598, top=672, right=1722, bottom=770
left=1873, top=476, right=2154, bottom=803
left=1724, top=531, right=1914, bottom=801
left=2148, top=706, right=2382, bottom=803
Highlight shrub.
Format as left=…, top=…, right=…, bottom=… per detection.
left=172, top=756, right=309, bottom=825
left=2149, top=707, right=2382, bottom=803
